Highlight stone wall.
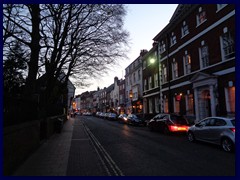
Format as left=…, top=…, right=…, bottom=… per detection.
left=3, top=114, right=67, bottom=175
left=3, top=120, right=40, bottom=175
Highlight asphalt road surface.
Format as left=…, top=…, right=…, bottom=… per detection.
left=80, top=115, right=235, bottom=176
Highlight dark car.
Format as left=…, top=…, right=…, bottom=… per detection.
left=187, top=117, right=235, bottom=152
left=118, top=114, right=128, bottom=124
left=148, top=113, right=190, bottom=134
left=126, top=114, right=146, bottom=126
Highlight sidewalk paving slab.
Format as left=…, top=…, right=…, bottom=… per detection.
left=12, top=116, right=107, bottom=176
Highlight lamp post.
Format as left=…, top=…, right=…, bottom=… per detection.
left=129, top=90, right=133, bottom=114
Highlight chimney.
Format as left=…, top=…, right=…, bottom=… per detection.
left=140, top=49, right=148, bottom=57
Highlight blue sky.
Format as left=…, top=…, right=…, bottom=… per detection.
left=75, top=4, right=178, bottom=95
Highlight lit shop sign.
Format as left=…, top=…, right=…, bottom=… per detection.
left=175, top=95, right=182, bottom=101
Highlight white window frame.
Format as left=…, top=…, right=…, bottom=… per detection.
left=181, top=21, right=189, bottom=37
left=170, top=32, right=177, bottom=46
left=220, top=27, right=235, bottom=61
left=216, top=4, right=227, bottom=12
left=159, top=41, right=166, bottom=53
left=199, top=40, right=209, bottom=69
left=172, top=59, right=178, bottom=80
left=162, top=64, right=167, bottom=83
left=148, top=76, right=152, bottom=89
left=183, top=51, right=191, bottom=75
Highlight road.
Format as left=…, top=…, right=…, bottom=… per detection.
left=80, top=115, right=235, bottom=176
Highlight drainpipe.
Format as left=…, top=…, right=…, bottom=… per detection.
left=166, top=33, right=173, bottom=113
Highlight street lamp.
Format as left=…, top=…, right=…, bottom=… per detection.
left=129, top=90, right=133, bottom=114
left=150, top=58, right=156, bottom=64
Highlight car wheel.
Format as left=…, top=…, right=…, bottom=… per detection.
left=187, top=132, right=195, bottom=142
left=221, top=138, right=234, bottom=152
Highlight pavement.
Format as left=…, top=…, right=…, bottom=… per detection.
left=12, top=116, right=109, bottom=176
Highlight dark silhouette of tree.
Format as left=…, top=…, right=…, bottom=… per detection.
left=3, top=40, right=27, bottom=95
left=3, top=4, right=41, bottom=98
left=3, top=4, right=129, bottom=119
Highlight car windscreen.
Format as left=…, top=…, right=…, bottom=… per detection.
left=170, top=115, right=188, bottom=125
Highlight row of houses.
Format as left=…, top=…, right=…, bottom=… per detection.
left=74, top=4, right=235, bottom=121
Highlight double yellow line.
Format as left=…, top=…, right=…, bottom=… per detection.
left=83, top=122, right=124, bottom=176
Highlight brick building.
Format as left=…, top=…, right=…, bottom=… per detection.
left=153, top=4, right=235, bottom=121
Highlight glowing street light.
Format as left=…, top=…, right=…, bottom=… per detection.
left=150, top=58, right=156, bottom=64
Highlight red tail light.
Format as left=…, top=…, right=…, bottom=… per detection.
left=169, top=125, right=189, bottom=132
left=230, top=128, right=235, bottom=132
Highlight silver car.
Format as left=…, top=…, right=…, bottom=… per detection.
left=187, top=117, right=235, bottom=152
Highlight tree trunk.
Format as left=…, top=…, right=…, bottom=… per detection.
left=24, top=4, right=41, bottom=98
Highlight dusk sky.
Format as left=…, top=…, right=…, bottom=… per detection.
left=75, top=4, right=178, bottom=95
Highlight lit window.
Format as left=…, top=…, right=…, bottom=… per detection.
left=225, top=86, right=235, bottom=114
left=163, top=97, right=168, bottom=113
left=183, top=52, right=191, bottom=75
left=174, top=97, right=180, bottom=113
left=196, top=7, right=207, bottom=26
left=172, top=59, right=178, bottom=80
left=186, top=94, right=194, bottom=115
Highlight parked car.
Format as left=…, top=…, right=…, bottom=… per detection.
left=103, top=112, right=109, bottom=119
left=148, top=113, right=190, bottom=134
left=118, top=114, right=128, bottom=124
left=126, top=114, right=146, bottom=126
left=187, top=117, right=235, bottom=152
left=83, top=112, right=92, bottom=116
left=96, top=112, right=101, bottom=117
left=108, top=113, right=118, bottom=120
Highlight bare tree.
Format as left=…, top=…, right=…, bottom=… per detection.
left=40, top=4, right=129, bottom=85
left=3, top=4, right=41, bottom=97
left=3, top=4, right=129, bottom=116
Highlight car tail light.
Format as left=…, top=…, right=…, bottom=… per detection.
left=230, top=128, right=235, bottom=132
left=169, top=125, right=189, bottom=132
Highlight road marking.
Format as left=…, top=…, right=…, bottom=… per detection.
left=82, top=122, right=124, bottom=176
